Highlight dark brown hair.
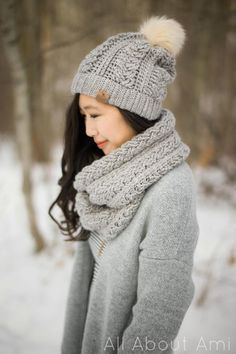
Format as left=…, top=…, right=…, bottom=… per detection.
left=48, top=93, right=160, bottom=241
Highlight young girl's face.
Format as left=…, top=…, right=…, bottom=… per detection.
left=79, top=94, right=136, bottom=155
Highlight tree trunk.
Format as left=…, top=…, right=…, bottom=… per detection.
left=0, top=0, right=46, bottom=252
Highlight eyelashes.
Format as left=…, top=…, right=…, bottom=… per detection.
left=81, top=114, right=99, bottom=119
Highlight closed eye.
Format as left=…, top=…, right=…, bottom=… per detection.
left=81, top=114, right=99, bottom=119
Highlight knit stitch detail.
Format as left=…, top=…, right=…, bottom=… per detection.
left=71, top=31, right=176, bottom=120
left=73, top=108, right=190, bottom=241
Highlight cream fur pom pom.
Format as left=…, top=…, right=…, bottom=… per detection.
left=138, top=15, right=186, bottom=56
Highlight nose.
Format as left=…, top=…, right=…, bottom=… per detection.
left=84, top=116, right=97, bottom=137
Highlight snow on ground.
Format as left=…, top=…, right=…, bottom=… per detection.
left=0, top=138, right=236, bottom=354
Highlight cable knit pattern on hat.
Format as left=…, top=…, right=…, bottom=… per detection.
left=73, top=108, right=190, bottom=241
left=70, top=15, right=186, bottom=120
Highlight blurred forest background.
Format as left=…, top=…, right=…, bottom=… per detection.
left=1, top=0, right=236, bottom=163
left=0, top=0, right=236, bottom=353
left=1, top=0, right=236, bottom=250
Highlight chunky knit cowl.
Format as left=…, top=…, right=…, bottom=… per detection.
left=73, top=108, right=190, bottom=242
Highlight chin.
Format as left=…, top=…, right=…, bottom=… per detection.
left=103, top=143, right=119, bottom=155
left=103, top=148, right=111, bottom=155
left=103, top=144, right=112, bottom=155
left=102, top=146, right=109, bottom=155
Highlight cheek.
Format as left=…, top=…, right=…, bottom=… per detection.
left=117, top=121, right=135, bottom=142
left=97, top=115, right=135, bottom=145
left=97, top=119, right=119, bottom=140
left=97, top=121, right=112, bottom=138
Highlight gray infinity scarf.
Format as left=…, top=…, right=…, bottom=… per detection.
left=73, top=108, right=190, bottom=241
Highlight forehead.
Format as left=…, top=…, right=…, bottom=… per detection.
left=79, top=94, right=99, bottom=109
left=78, top=94, right=114, bottom=114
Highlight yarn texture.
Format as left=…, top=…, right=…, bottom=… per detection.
left=73, top=108, right=190, bottom=240
left=62, top=162, right=200, bottom=354
left=62, top=15, right=199, bottom=354
left=71, top=16, right=186, bottom=120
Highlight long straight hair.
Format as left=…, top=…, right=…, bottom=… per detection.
left=48, top=93, right=161, bottom=241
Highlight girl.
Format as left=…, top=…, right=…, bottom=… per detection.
left=49, top=15, right=199, bottom=354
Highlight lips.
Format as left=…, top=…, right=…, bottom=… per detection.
left=96, top=140, right=107, bottom=147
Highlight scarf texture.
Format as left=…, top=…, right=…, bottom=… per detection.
left=73, top=108, right=190, bottom=241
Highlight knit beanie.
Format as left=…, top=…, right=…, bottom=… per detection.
left=71, top=15, right=186, bottom=120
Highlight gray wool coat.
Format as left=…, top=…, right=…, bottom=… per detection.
left=61, top=161, right=199, bottom=354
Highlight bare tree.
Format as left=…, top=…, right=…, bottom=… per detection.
left=0, top=0, right=45, bottom=252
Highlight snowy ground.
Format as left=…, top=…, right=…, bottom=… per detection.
left=0, top=138, right=236, bottom=354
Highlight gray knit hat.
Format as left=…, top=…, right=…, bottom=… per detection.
left=71, top=15, right=186, bottom=120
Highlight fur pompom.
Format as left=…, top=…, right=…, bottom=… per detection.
left=138, top=15, right=186, bottom=56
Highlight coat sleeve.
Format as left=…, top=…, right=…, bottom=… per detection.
left=117, top=170, right=199, bottom=354
left=61, top=240, right=94, bottom=354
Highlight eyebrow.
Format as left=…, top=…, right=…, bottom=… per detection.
left=79, top=105, right=99, bottom=113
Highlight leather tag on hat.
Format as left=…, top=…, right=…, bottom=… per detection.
left=95, top=89, right=110, bottom=104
